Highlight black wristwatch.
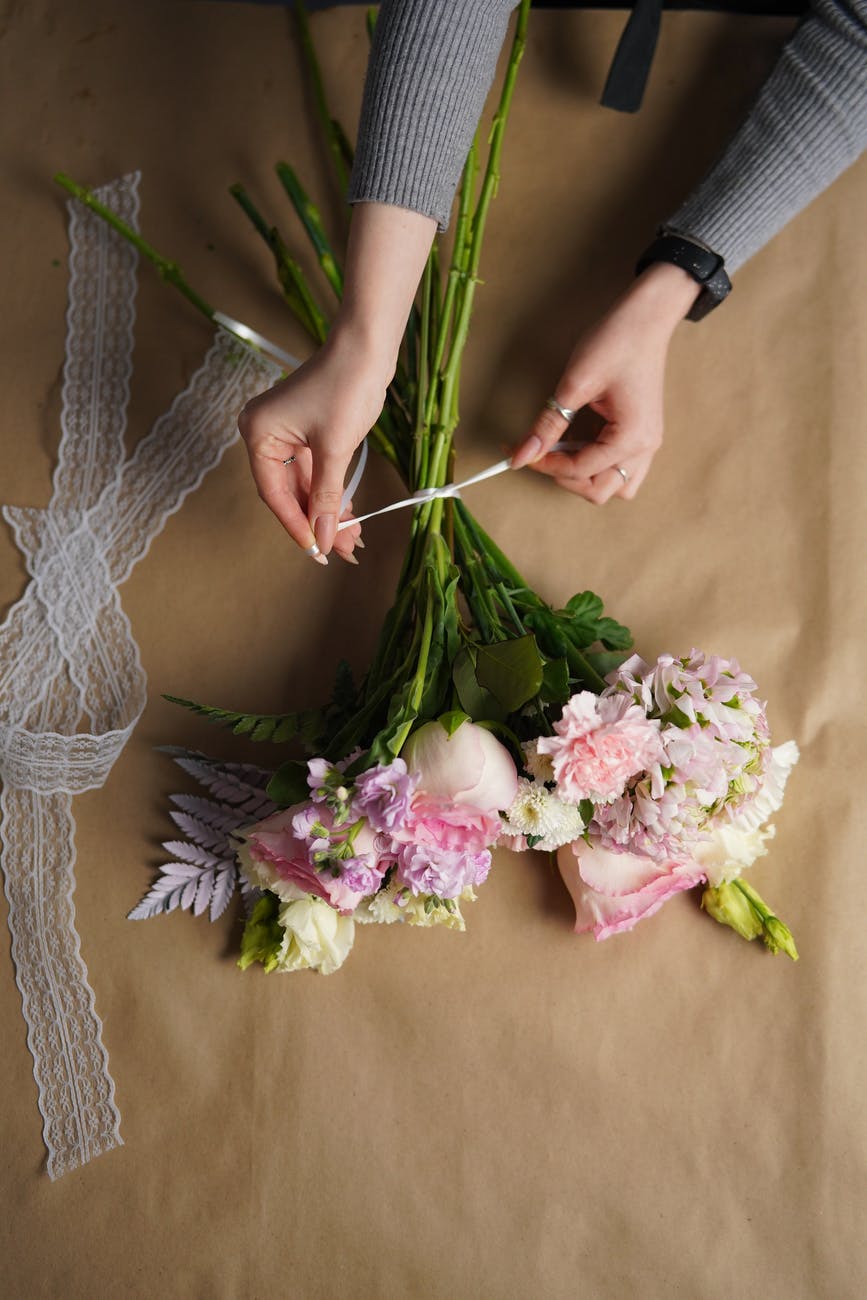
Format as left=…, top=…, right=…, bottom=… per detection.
left=635, top=230, right=732, bottom=322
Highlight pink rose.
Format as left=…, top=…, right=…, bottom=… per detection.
left=246, top=804, right=390, bottom=915
left=556, top=842, right=704, bottom=941
left=403, top=718, right=518, bottom=813
left=537, top=691, right=663, bottom=804
left=392, top=794, right=501, bottom=855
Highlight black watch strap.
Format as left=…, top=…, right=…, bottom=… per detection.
left=635, top=233, right=732, bottom=322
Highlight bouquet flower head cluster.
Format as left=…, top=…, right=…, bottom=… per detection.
left=69, top=2, right=798, bottom=972
left=502, top=652, right=798, bottom=949
left=238, top=720, right=518, bottom=972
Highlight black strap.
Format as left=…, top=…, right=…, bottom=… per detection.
left=600, top=0, right=663, bottom=113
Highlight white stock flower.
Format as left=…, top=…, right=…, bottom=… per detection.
left=355, top=883, right=473, bottom=930
left=694, top=740, right=798, bottom=886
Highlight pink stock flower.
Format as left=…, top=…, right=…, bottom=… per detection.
left=537, top=691, right=663, bottom=804
left=396, top=842, right=492, bottom=899
left=556, top=842, right=705, bottom=941
left=352, top=758, right=418, bottom=833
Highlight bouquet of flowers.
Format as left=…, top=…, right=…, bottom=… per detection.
left=58, top=0, right=797, bottom=974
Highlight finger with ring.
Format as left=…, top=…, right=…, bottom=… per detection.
left=545, top=396, right=578, bottom=423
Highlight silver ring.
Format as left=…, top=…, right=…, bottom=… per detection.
left=304, top=542, right=321, bottom=557
left=282, top=455, right=296, bottom=466
left=545, top=396, right=578, bottom=423
left=615, top=466, right=629, bottom=483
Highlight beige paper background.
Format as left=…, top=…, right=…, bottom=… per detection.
left=1, top=2, right=865, bottom=1296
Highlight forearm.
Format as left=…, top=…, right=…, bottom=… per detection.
left=331, top=201, right=437, bottom=376
left=665, top=0, right=867, bottom=272
left=347, top=0, right=518, bottom=230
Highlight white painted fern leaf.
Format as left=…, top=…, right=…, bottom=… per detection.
left=130, top=748, right=277, bottom=923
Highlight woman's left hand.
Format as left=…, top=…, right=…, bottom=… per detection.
left=510, top=262, right=701, bottom=503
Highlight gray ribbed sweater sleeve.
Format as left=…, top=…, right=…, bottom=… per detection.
left=347, top=0, right=518, bottom=229
left=666, top=0, right=867, bottom=271
left=349, top=0, right=867, bottom=273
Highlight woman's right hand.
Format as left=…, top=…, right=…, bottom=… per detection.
left=238, top=323, right=394, bottom=565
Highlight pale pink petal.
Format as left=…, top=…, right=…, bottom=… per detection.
left=557, top=845, right=704, bottom=940
left=573, top=842, right=666, bottom=897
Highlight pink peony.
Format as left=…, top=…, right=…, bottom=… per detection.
left=556, top=842, right=704, bottom=941
left=537, top=691, right=663, bottom=804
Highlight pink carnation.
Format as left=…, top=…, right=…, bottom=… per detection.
left=556, top=842, right=705, bottom=941
left=537, top=691, right=663, bottom=805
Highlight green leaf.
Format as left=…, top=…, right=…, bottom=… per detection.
left=558, top=590, right=632, bottom=652
left=565, top=590, right=603, bottom=621
left=540, top=656, right=570, bottom=704
left=438, top=709, right=470, bottom=737
left=475, top=634, right=544, bottom=712
left=579, top=799, right=594, bottom=825
left=452, top=647, right=506, bottom=723
left=162, top=694, right=320, bottom=746
left=526, top=833, right=543, bottom=849
left=584, top=650, right=630, bottom=680
left=266, top=760, right=310, bottom=808
left=595, top=617, right=633, bottom=652
left=238, top=893, right=283, bottom=973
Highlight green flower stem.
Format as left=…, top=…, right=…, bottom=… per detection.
left=419, top=1, right=529, bottom=500
left=275, top=162, right=344, bottom=299
left=54, top=173, right=216, bottom=323
left=230, top=184, right=328, bottom=343
left=428, top=139, right=477, bottom=400
left=293, top=0, right=351, bottom=196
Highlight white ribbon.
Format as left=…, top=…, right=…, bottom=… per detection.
left=0, top=174, right=280, bottom=1178
left=337, top=456, right=514, bottom=530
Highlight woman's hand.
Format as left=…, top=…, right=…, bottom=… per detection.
left=238, top=202, right=437, bottom=564
left=510, top=262, right=700, bottom=502
left=238, top=325, right=392, bottom=565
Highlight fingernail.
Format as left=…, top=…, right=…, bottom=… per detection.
left=511, top=435, right=543, bottom=469
left=313, top=514, right=337, bottom=555
left=355, top=537, right=365, bottom=550
left=311, top=552, right=328, bottom=567
left=343, top=552, right=360, bottom=566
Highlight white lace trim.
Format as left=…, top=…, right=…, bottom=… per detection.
left=0, top=173, right=280, bottom=1178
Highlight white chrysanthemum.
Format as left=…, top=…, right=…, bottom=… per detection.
left=503, top=779, right=585, bottom=851
left=523, top=740, right=555, bottom=784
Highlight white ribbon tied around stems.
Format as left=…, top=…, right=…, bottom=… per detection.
left=213, top=315, right=586, bottom=531
left=0, top=174, right=280, bottom=1179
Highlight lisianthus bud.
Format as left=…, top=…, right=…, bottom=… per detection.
left=701, top=882, right=763, bottom=941
left=762, top=915, right=799, bottom=961
left=403, top=718, right=518, bottom=812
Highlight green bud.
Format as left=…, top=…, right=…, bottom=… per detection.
left=762, top=915, right=799, bottom=961
left=701, top=882, right=763, bottom=942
